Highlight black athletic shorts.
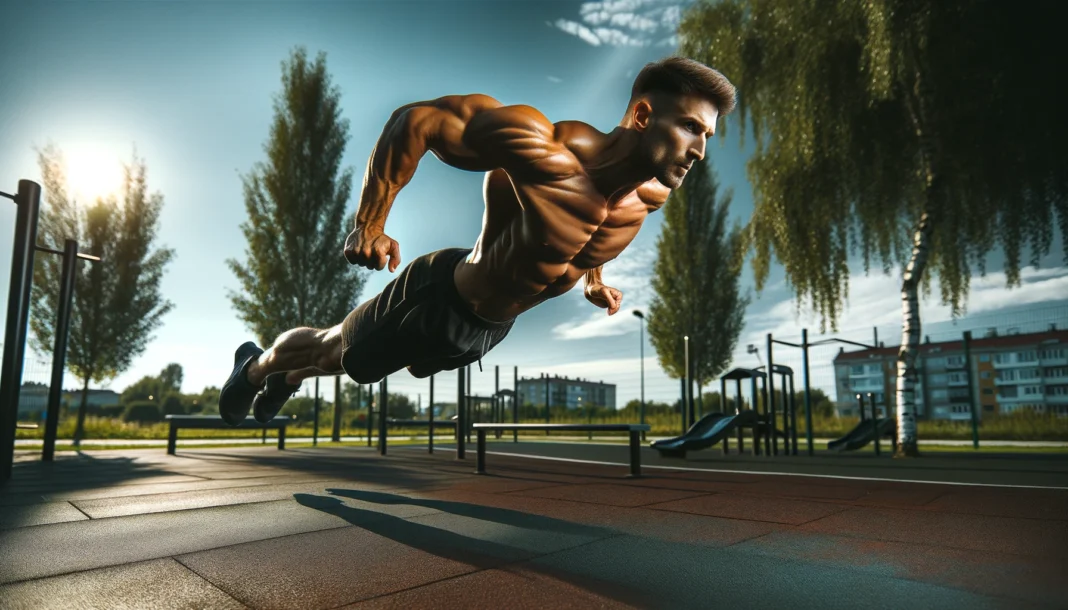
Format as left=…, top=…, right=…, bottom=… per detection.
left=340, top=248, right=514, bottom=384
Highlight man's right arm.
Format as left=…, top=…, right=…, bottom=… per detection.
left=347, top=94, right=575, bottom=270
left=354, top=94, right=503, bottom=232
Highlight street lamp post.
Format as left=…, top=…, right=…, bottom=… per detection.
left=632, top=310, right=645, bottom=440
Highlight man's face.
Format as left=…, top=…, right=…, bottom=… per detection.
left=636, top=93, right=719, bottom=189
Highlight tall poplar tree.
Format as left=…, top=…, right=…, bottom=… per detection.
left=228, top=47, right=366, bottom=344
left=647, top=157, right=749, bottom=414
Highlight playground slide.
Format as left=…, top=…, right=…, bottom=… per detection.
left=827, top=418, right=897, bottom=452
left=651, top=410, right=759, bottom=457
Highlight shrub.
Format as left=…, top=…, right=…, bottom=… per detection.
left=123, top=400, right=162, bottom=423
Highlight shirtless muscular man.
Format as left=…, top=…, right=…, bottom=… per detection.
left=219, top=56, right=736, bottom=426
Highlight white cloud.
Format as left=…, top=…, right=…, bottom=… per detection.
left=551, top=243, right=657, bottom=340
left=547, top=75, right=563, bottom=83
left=552, top=19, right=602, bottom=46
left=553, top=0, right=689, bottom=47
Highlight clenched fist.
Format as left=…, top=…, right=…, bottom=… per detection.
left=585, top=283, right=623, bottom=315
left=344, top=225, right=401, bottom=272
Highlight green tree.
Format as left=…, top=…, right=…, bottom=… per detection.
left=227, top=47, right=367, bottom=345
left=647, top=157, right=749, bottom=416
left=158, top=363, right=183, bottom=395
left=678, top=0, right=1067, bottom=456
left=31, top=145, right=175, bottom=445
left=120, top=375, right=160, bottom=404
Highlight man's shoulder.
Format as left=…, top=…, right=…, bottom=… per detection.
left=551, top=120, right=605, bottom=163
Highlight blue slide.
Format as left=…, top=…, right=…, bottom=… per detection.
left=651, top=410, right=760, bottom=457
left=827, top=418, right=897, bottom=452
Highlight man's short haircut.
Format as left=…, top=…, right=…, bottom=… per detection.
left=631, top=56, right=737, bottom=116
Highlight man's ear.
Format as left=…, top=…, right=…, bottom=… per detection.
left=632, top=99, right=653, bottom=132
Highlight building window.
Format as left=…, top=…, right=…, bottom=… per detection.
left=980, top=371, right=991, bottom=379
left=980, top=354, right=990, bottom=362
left=983, top=404, right=995, bottom=412
left=982, top=388, right=994, bottom=395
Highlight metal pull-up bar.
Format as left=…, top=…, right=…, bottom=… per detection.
left=2, top=180, right=103, bottom=482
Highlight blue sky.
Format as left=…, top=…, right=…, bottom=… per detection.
left=1, top=0, right=1065, bottom=408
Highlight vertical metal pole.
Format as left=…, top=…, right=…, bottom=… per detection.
left=313, top=377, right=320, bottom=446
left=766, top=333, right=777, bottom=456
left=43, top=239, right=79, bottom=461
left=639, top=316, right=645, bottom=440
left=378, top=378, right=387, bottom=455
left=365, top=386, right=373, bottom=447
left=679, top=377, right=686, bottom=434
left=735, top=378, right=744, bottom=453
left=1, top=180, right=41, bottom=482
left=457, top=367, right=466, bottom=459
left=683, top=335, right=690, bottom=429
left=963, top=331, right=979, bottom=449
left=513, top=366, right=518, bottom=443
left=802, top=329, right=814, bottom=456
left=428, top=374, right=434, bottom=454
left=751, top=376, right=761, bottom=456
left=789, top=373, right=798, bottom=455
left=494, top=365, right=500, bottom=439
left=331, top=375, right=342, bottom=442
left=869, top=392, right=881, bottom=456
left=544, top=374, right=550, bottom=429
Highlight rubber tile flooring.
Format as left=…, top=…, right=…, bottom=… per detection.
left=1, top=442, right=1066, bottom=609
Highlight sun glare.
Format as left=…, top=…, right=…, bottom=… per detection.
left=64, top=145, right=125, bottom=203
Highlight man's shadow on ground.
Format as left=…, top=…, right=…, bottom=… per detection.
left=292, top=490, right=658, bottom=607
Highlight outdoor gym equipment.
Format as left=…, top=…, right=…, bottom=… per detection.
left=1, top=180, right=100, bottom=482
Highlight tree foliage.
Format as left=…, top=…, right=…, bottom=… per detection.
left=31, top=145, right=175, bottom=442
left=678, top=0, right=1068, bottom=331
left=227, top=46, right=366, bottom=344
left=647, top=157, right=749, bottom=386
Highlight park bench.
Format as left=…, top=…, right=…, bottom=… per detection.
left=164, top=414, right=290, bottom=455
left=470, top=423, right=651, bottom=477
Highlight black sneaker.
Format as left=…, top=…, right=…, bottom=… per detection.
left=253, top=373, right=301, bottom=424
left=219, top=341, right=264, bottom=426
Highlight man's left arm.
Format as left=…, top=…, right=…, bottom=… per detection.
left=584, top=266, right=623, bottom=315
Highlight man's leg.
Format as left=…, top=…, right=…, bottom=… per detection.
left=247, top=325, right=344, bottom=387
left=219, top=325, right=344, bottom=426
left=247, top=325, right=345, bottom=424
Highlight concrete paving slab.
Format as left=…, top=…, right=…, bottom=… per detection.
left=70, top=479, right=418, bottom=519
left=39, top=474, right=358, bottom=503
left=741, top=480, right=871, bottom=501
left=0, top=501, right=88, bottom=530
left=342, top=564, right=647, bottom=609
left=923, top=489, right=1068, bottom=520
left=505, top=483, right=711, bottom=507
left=730, top=529, right=1068, bottom=608
left=524, top=534, right=1027, bottom=610
left=0, top=499, right=350, bottom=584
left=177, top=496, right=526, bottom=609
left=412, top=488, right=789, bottom=548
left=799, top=506, right=1068, bottom=559
left=0, top=558, right=245, bottom=609
left=644, top=491, right=851, bottom=525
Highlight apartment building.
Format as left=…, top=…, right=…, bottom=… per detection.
left=833, top=325, right=1068, bottom=420
left=516, top=374, right=616, bottom=410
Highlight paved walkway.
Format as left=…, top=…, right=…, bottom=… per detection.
left=1, top=442, right=1066, bottom=609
